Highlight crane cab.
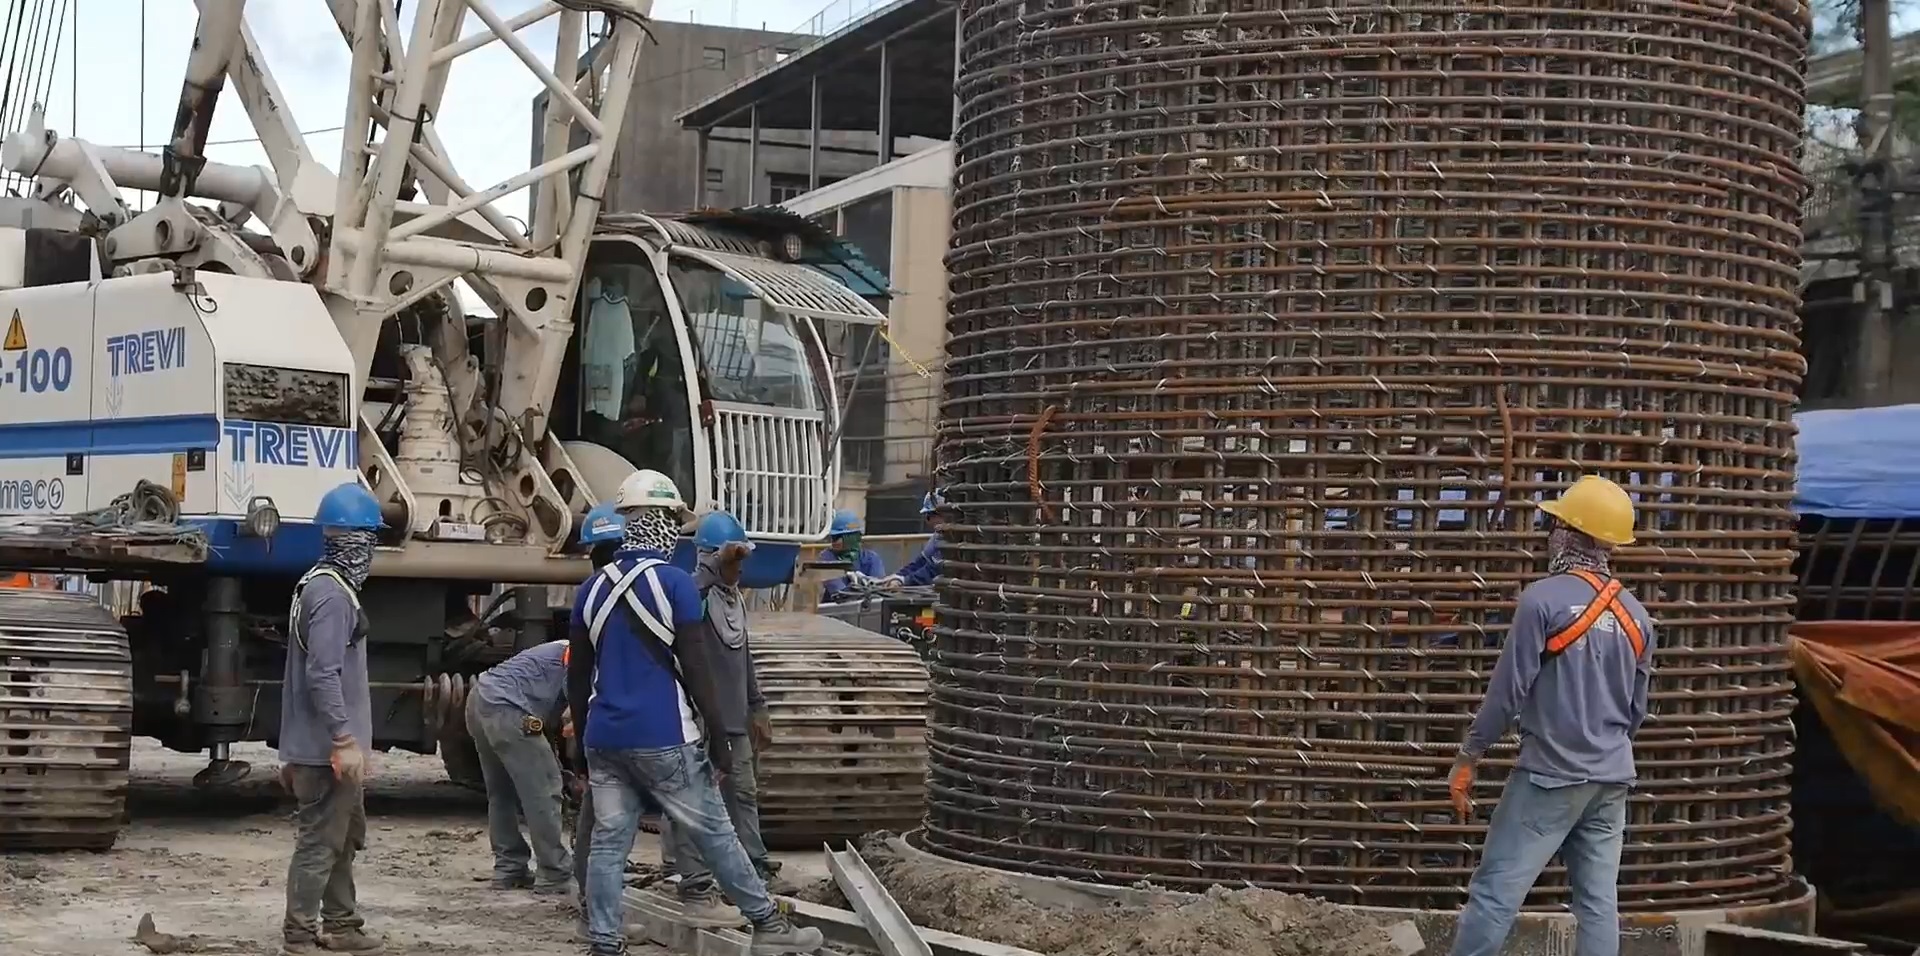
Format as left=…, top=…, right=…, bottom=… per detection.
left=549, top=210, right=890, bottom=587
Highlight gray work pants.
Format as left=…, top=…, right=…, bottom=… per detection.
left=666, top=732, right=769, bottom=893
left=467, top=692, right=572, bottom=888
left=282, top=764, right=366, bottom=945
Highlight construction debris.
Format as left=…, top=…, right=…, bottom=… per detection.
left=826, top=844, right=934, bottom=956
left=797, top=837, right=1410, bottom=956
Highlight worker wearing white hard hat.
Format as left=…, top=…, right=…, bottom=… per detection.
left=565, top=470, right=820, bottom=956
left=1448, top=476, right=1657, bottom=956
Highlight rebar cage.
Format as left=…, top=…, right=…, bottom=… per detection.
left=927, top=0, right=1811, bottom=911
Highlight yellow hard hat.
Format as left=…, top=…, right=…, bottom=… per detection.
left=1538, top=475, right=1636, bottom=547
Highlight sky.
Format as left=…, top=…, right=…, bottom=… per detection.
left=3, top=0, right=871, bottom=223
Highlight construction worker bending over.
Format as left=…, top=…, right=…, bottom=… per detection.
left=819, top=509, right=886, bottom=603
left=566, top=471, right=821, bottom=956
left=466, top=636, right=574, bottom=895
left=882, top=490, right=952, bottom=588
left=658, top=510, right=779, bottom=901
left=279, top=482, right=384, bottom=955
left=1448, top=476, right=1656, bottom=956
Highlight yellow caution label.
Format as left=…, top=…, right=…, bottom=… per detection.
left=2, top=310, right=25, bottom=351
left=171, top=454, right=188, bottom=500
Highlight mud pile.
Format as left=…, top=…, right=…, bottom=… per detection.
left=801, top=837, right=1404, bottom=956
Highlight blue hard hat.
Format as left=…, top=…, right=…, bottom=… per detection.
left=828, top=508, right=864, bottom=537
left=580, top=502, right=625, bottom=545
left=694, top=511, right=754, bottom=552
left=315, top=482, right=384, bottom=530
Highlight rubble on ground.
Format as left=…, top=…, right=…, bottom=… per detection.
left=797, top=836, right=1404, bottom=956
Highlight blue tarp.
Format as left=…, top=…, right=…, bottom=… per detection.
left=1795, top=404, right=1920, bottom=518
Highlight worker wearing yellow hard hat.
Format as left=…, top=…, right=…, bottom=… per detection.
left=1448, top=475, right=1656, bottom=956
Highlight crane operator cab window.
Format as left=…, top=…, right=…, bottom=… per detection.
left=666, top=258, right=821, bottom=413
left=575, top=263, right=696, bottom=498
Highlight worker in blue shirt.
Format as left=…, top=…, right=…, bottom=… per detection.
left=884, top=490, right=951, bottom=588
left=566, top=470, right=821, bottom=956
left=1447, top=476, right=1657, bottom=956
left=565, top=498, right=632, bottom=924
left=819, top=509, right=887, bottom=603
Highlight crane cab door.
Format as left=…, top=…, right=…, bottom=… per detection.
left=550, top=237, right=704, bottom=508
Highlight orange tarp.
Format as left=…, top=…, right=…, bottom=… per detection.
left=1789, top=622, right=1920, bottom=829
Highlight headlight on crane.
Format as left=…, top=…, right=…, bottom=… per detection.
left=242, top=496, right=281, bottom=538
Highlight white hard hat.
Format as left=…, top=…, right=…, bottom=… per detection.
left=615, top=469, right=686, bottom=513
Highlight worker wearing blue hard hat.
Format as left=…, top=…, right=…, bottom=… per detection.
left=656, top=510, right=781, bottom=895
left=820, top=508, right=887, bottom=603
left=280, top=481, right=385, bottom=955
left=886, top=489, right=954, bottom=589
left=578, top=501, right=626, bottom=568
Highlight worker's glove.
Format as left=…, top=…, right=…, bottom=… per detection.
left=847, top=571, right=873, bottom=589
left=1447, top=756, right=1477, bottom=821
left=750, top=709, right=774, bottom=753
left=877, top=575, right=905, bottom=590
left=330, top=735, right=367, bottom=783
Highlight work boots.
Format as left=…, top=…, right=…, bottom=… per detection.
left=672, top=881, right=745, bottom=929
left=749, top=913, right=824, bottom=956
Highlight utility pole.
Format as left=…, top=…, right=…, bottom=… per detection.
left=1858, top=0, right=1897, bottom=404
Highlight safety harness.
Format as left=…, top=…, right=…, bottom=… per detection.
left=581, top=557, right=703, bottom=725
left=1544, top=568, right=1647, bottom=659
left=288, top=566, right=369, bottom=653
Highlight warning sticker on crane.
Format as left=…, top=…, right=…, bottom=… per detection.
left=3, top=311, right=25, bottom=351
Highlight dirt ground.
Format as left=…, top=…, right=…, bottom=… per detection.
left=797, top=837, right=1404, bottom=956
left=0, top=740, right=691, bottom=956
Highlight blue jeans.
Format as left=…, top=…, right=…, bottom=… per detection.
left=1451, top=774, right=1629, bottom=956
left=584, top=742, right=776, bottom=949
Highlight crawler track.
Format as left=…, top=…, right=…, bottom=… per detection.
left=0, top=588, right=134, bottom=850
left=752, top=615, right=929, bottom=848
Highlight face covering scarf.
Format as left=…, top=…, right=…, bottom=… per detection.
left=694, top=549, right=749, bottom=649
left=320, top=529, right=378, bottom=590
left=623, top=507, right=682, bottom=555
left=1546, top=525, right=1611, bottom=577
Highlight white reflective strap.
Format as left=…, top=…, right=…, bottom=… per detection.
left=289, top=566, right=362, bottom=653
left=586, top=558, right=675, bottom=648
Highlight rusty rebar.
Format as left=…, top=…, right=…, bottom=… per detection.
left=926, top=0, right=1810, bottom=911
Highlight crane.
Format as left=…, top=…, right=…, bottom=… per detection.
left=0, top=0, right=889, bottom=848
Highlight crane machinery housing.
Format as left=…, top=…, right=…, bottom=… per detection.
left=0, top=0, right=889, bottom=848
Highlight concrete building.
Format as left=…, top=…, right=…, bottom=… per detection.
left=531, top=20, right=890, bottom=216
left=670, top=0, right=958, bottom=532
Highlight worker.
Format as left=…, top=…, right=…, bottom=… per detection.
left=660, top=509, right=779, bottom=904
left=279, top=482, right=385, bottom=956
left=567, top=498, right=643, bottom=934
left=566, top=470, right=821, bottom=956
left=466, top=634, right=575, bottom=895
left=881, top=490, right=952, bottom=588
left=1447, top=475, right=1656, bottom=956
left=819, top=508, right=887, bottom=603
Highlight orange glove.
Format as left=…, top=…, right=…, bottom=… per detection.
left=1448, top=758, right=1476, bottom=820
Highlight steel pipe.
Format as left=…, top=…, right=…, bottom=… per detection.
left=926, top=0, right=1810, bottom=912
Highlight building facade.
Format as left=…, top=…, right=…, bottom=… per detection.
left=532, top=21, right=889, bottom=215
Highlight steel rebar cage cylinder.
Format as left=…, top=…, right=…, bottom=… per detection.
left=926, top=0, right=1810, bottom=912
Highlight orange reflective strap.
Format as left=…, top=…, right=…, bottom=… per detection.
left=1543, top=569, right=1646, bottom=658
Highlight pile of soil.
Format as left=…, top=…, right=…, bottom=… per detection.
left=802, top=837, right=1403, bottom=956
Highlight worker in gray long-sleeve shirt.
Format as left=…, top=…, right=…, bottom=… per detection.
left=659, top=509, right=778, bottom=907
left=466, top=639, right=573, bottom=894
left=279, top=482, right=384, bottom=956
left=1448, top=476, right=1657, bottom=956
